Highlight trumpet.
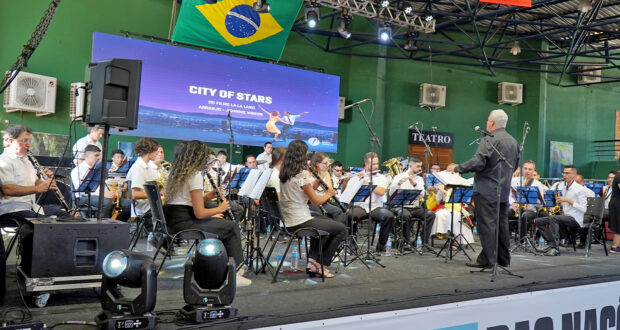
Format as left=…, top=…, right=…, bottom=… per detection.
left=27, top=151, right=71, bottom=211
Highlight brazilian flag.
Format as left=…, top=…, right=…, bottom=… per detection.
left=172, top=0, right=303, bottom=61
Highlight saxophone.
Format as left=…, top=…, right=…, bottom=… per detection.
left=27, top=151, right=71, bottom=211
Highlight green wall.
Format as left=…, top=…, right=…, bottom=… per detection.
left=1, top=0, right=618, bottom=179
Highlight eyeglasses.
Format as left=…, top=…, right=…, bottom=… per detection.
left=16, top=138, right=32, bottom=144
left=562, top=172, right=572, bottom=175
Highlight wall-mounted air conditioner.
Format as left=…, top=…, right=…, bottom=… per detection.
left=69, top=82, right=86, bottom=120
left=419, top=83, right=446, bottom=109
left=498, top=82, right=523, bottom=105
left=3, top=71, right=56, bottom=116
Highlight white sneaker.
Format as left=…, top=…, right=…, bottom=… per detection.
left=236, top=268, right=252, bottom=287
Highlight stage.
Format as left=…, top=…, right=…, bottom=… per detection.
left=2, top=232, right=619, bottom=329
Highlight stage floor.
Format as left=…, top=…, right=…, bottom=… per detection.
left=2, top=232, right=619, bottom=329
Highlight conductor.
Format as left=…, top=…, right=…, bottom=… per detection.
left=455, top=109, right=519, bottom=268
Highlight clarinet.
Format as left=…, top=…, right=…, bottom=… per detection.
left=308, top=166, right=347, bottom=213
left=204, top=169, right=235, bottom=221
left=27, top=151, right=71, bottom=211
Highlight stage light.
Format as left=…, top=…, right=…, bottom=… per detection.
left=404, top=6, right=413, bottom=14
left=403, top=35, right=418, bottom=51
left=578, top=0, right=592, bottom=13
left=304, top=1, right=320, bottom=28
left=179, top=238, right=238, bottom=323
left=253, top=0, right=270, bottom=13
left=378, top=25, right=392, bottom=42
left=510, top=41, right=522, bottom=56
left=95, top=250, right=157, bottom=330
left=424, top=12, right=434, bottom=22
left=338, top=15, right=352, bottom=39
left=380, top=0, right=390, bottom=8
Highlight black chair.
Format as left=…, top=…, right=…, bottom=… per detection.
left=128, top=180, right=149, bottom=250
left=143, top=181, right=216, bottom=273
left=580, top=197, right=608, bottom=257
left=260, top=188, right=329, bottom=283
left=0, top=215, right=23, bottom=262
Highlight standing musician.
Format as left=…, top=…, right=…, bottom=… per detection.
left=0, top=125, right=68, bottom=221
left=309, top=152, right=346, bottom=224
left=387, top=156, right=435, bottom=247
left=71, top=145, right=131, bottom=221
left=508, top=160, right=547, bottom=239
left=348, top=152, right=395, bottom=254
left=162, top=140, right=251, bottom=286
left=533, top=165, right=589, bottom=256
left=126, top=138, right=161, bottom=218
left=455, top=109, right=519, bottom=268
left=72, top=126, right=104, bottom=165
left=279, top=140, right=346, bottom=278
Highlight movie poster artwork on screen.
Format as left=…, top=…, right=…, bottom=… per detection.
left=91, top=32, right=340, bottom=152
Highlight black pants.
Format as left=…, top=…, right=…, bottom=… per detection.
left=391, top=207, right=435, bottom=243
left=309, top=203, right=347, bottom=226
left=508, top=208, right=538, bottom=239
left=164, top=205, right=243, bottom=266
left=534, top=215, right=580, bottom=248
left=473, top=193, right=511, bottom=266
left=350, top=206, right=395, bottom=247
left=78, top=196, right=131, bottom=221
left=288, top=216, right=346, bottom=267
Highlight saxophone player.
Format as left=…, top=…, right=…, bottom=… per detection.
left=0, top=125, right=68, bottom=221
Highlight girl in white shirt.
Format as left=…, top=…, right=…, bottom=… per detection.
left=163, top=140, right=250, bottom=286
left=280, top=140, right=346, bottom=278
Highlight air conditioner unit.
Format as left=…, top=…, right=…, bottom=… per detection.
left=498, top=82, right=523, bottom=105
left=3, top=71, right=56, bottom=116
left=419, top=83, right=446, bottom=109
left=578, top=66, right=602, bottom=84
left=69, top=82, right=86, bottom=120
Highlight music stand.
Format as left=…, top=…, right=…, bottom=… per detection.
left=385, top=189, right=422, bottom=255
left=425, top=174, right=440, bottom=187
left=543, top=189, right=561, bottom=209
left=510, top=186, right=542, bottom=254
left=229, top=168, right=252, bottom=190
left=436, top=185, right=474, bottom=262
left=585, top=182, right=603, bottom=196
left=76, top=162, right=103, bottom=218
left=344, top=184, right=382, bottom=268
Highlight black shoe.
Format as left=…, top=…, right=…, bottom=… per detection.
left=375, top=244, right=386, bottom=253
left=545, top=248, right=560, bottom=256
left=466, top=261, right=491, bottom=268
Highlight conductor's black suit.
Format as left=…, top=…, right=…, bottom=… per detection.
left=456, top=128, right=519, bottom=266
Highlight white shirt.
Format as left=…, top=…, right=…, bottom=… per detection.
left=0, top=150, right=41, bottom=215
left=167, top=172, right=203, bottom=207
left=72, top=135, right=102, bottom=164
left=551, top=181, right=588, bottom=226
left=280, top=170, right=314, bottom=228
left=256, top=151, right=272, bottom=171
left=509, top=176, right=548, bottom=212
left=127, top=157, right=159, bottom=215
left=388, top=172, right=425, bottom=208
left=71, top=160, right=100, bottom=198
left=351, top=172, right=388, bottom=212
left=582, top=184, right=595, bottom=198
left=267, top=167, right=280, bottom=194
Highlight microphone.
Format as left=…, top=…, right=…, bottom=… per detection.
left=474, top=126, right=494, bottom=137
left=343, top=98, right=371, bottom=110
left=408, top=122, right=420, bottom=129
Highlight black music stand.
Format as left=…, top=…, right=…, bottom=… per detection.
left=543, top=189, right=561, bottom=209
left=76, top=162, right=103, bottom=218
left=436, top=185, right=474, bottom=262
left=510, top=186, right=542, bottom=254
left=385, top=189, right=422, bottom=255
left=343, top=184, right=380, bottom=268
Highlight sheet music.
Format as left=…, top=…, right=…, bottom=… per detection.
left=238, top=169, right=261, bottom=197
left=433, top=171, right=472, bottom=187
left=248, top=168, right=273, bottom=200
left=339, top=176, right=364, bottom=204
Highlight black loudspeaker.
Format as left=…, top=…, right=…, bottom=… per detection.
left=20, top=218, right=129, bottom=278
left=86, top=58, right=142, bottom=130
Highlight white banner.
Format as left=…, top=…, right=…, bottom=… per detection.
left=259, top=280, right=620, bottom=330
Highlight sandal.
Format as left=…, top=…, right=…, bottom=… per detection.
left=306, top=259, right=335, bottom=278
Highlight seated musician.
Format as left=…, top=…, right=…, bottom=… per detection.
left=331, top=161, right=344, bottom=188
left=309, top=152, right=346, bottom=224
left=279, top=140, right=346, bottom=278
left=109, top=149, right=125, bottom=173
left=387, top=156, right=435, bottom=248
left=0, top=125, right=68, bottom=221
left=508, top=160, right=548, bottom=239
left=202, top=152, right=244, bottom=222
left=533, top=165, right=589, bottom=256
left=266, top=147, right=286, bottom=199
left=348, top=152, right=395, bottom=254
left=431, top=168, right=475, bottom=247
left=126, top=138, right=161, bottom=220
left=71, top=145, right=131, bottom=221
left=163, top=140, right=251, bottom=286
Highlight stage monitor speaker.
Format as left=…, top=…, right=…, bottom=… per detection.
left=86, top=58, right=142, bottom=130
left=20, top=218, right=129, bottom=278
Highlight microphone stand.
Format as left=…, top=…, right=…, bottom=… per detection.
left=413, top=124, right=436, bottom=255
left=471, top=133, right=523, bottom=282
left=355, top=103, right=384, bottom=267
left=510, top=123, right=538, bottom=254
left=227, top=111, right=234, bottom=196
